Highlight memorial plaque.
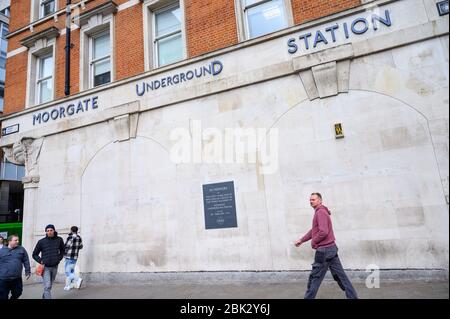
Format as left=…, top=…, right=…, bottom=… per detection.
left=203, top=181, right=237, bottom=229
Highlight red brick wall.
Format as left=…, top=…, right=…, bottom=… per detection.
left=3, top=53, right=28, bottom=114
left=292, top=0, right=361, bottom=25
left=185, top=0, right=238, bottom=58
left=114, top=0, right=131, bottom=5
left=55, top=29, right=80, bottom=99
left=9, top=0, right=89, bottom=33
left=8, top=0, right=31, bottom=32
left=6, top=35, right=22, bottom=53
left=115, top=5, right=145, bottom=81
left=58, top=0, right=66, bottom=13
left=4, top=0, right=364, bottom=116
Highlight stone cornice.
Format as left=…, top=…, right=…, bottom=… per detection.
left=73, top=0, right=118, bottom=27
left=20, top=26, right=60, bottom=48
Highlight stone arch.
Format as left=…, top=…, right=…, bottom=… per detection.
left=259, top=89, right=448, bottom=270
left=78, top=135, right=178, bottom=273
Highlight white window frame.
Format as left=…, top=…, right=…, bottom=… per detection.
left=79, top=15, right=115, bottom=91
left=89, top=30, right=112, bottom=88
left=143, top=0, right=187, bottom=71
left=35, top=53, right=54, bottom=104
left=39, top=0, right=57, bottom=19
left=235, top=0, right=293, bottom=41
left=152, top=2, right=184, bottom=68
left=26, top=39, right=56, bottom=108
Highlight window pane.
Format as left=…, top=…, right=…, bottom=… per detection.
left=156, top=6, right=181, bottom=37
left=245, top=0, right=263, bottom=6
left=0, top=58, right=5, bottom=70
left=93, top=59, right=111, bottom=86
left=93, top=33, right=110, bottom=60
left=247, top=0, right=287, bottom=38
left=94, top=59, right=110, bottom=77
left=0, top=51, right=6, bottom=69
left=0, top=86, right=4, bottom=112
left=39, top=79, right=53, bottom=103
left=4, top=162, right=17, bottom=180
left=39, top=56, right=53, bottom=79
left=1, top=39, right=7, bottom=53
left=1, top=23, right=8, bottom=38
left=157, top=33, right=183, bottom=67
left=17, top=165, right=26, bottom=180
left=42, top=0, right=55, bottom=16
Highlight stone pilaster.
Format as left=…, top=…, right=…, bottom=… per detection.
left=2, top=138, right=44, bottom=260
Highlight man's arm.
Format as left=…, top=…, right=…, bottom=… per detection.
left=301, top=229, right=312, bottom=243
left=22, top=248, right=31, bottom=278
left=64, top=236, right=70, bottom=248
left=295, top=229, right=312, bottom=246
left=312, top=210, right=329, bottom=245
left=64, top=236, right=70, bottom=255
left=32, top=241, right=42, bottom=264
left=58, top=238, right=65, bottom=261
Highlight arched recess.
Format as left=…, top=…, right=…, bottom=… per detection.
left=258, top=89, right=448, bottom=270
left=78, top=136, right=179, bottom=273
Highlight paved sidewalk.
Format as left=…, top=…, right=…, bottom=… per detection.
left=19, top=280, right=449, bottom=299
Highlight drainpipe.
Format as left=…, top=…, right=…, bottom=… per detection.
left=64, top=0, right=72, bottom=96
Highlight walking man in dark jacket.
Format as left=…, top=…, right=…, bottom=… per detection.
left=295, top=193, right=358, bottom=299
left=32, top=224, right=65, bottom=299
left=0, top=235, right=31, bottom=299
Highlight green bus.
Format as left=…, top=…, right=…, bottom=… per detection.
left=0, top=222, right=23, bottom=245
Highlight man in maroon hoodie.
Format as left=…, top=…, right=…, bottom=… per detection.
left=295, top=193, right=358, bottom=299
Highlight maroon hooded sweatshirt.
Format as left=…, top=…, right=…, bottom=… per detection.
left=300, top=204, right=336, bottom=249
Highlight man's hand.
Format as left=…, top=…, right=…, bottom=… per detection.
left=26, top=274, right=31, bottom=280
left=294, top=239, right=302, bottom=247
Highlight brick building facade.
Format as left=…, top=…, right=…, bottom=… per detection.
left=3, top=0, right=361, bottom=115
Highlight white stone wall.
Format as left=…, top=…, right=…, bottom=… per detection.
left=30, top=33, right=448, bottom=273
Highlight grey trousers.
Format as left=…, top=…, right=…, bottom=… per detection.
left=42, top=265, right=58, bottom=299
left=304, top=245, right=358, bottom=299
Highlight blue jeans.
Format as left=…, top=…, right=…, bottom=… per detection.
left=64, top=258, right=79, bottom=285
left=42, top=266, right=58, bottom=299
left=304, top=245, right=358, bottom=299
